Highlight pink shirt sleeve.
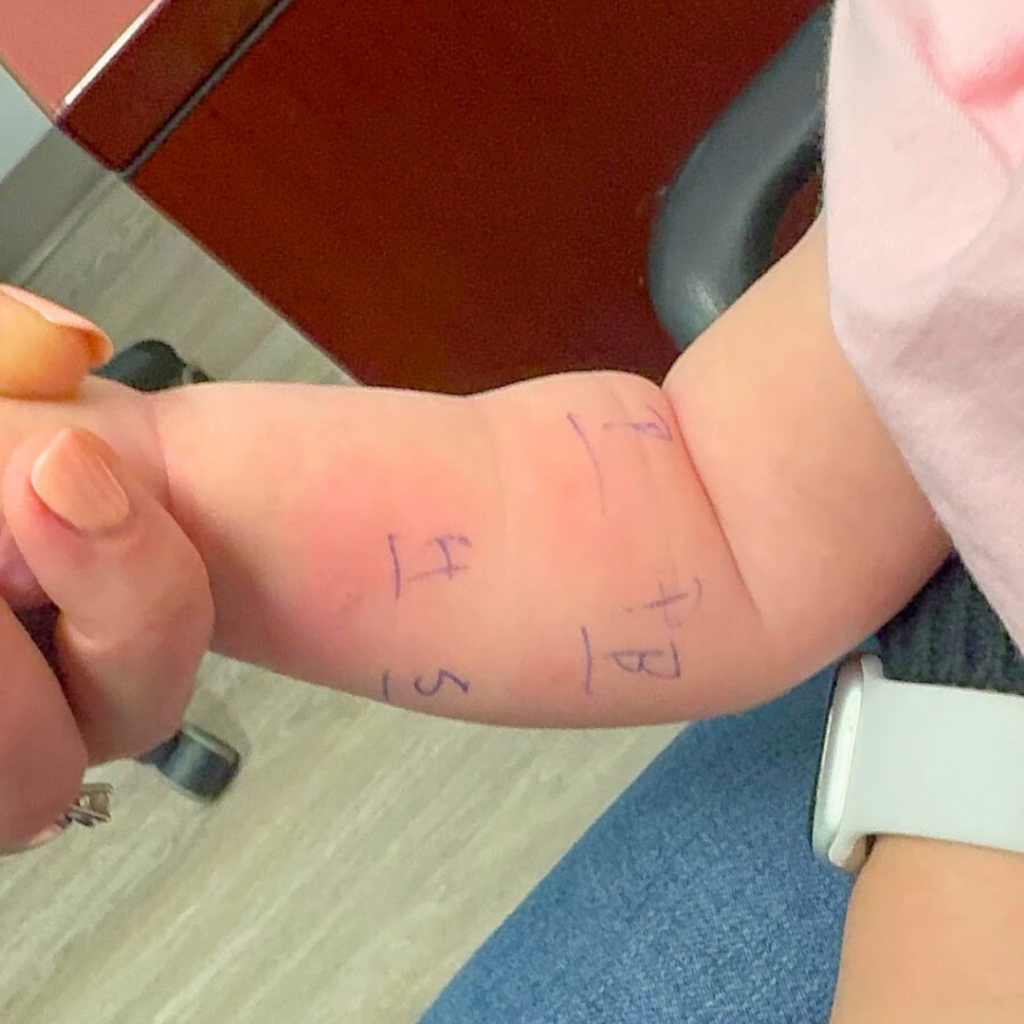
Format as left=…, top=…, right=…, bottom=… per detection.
left=825, top=0, right=1024, bottom=648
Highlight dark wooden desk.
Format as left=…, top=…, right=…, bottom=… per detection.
left=2, top=0, right=818, bottom=392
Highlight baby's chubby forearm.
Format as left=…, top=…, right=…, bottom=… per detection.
left=148, top=224, right=948, bottom=726
left=0, top=359, right=784, bottom=727
left=151, top=371, right=762, bottom=726
left=0, top=224, right=947, bottom=727
left=5, top=286, right=759, bottom=727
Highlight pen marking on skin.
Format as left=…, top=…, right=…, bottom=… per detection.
left=414, top=668, right=471, bottom=697
left=384, top=667, right=472, bottom=704
left=606, top=640, right=682, bottom=680
left=601, top=405, right=673, bottom=442
left=389, top=533, right=473, bottom=599
left=387, top=534, right=403, bottom=600
left=626, top=578, right=703, bottom=629
left=580, top=625, right=593, bottom=695
left=566, top=412, right=606, bottom=514
left=406, top=534, right=473, bottom=585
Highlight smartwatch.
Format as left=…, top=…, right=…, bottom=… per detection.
left=810, top=556, right=1024, bottom=872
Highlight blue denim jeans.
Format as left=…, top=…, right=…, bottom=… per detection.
left=419, top=669, right=853, bottom=1023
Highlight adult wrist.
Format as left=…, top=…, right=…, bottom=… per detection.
left=830, top=834, right=1024, bottom=1024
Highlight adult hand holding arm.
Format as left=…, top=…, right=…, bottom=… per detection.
left=0, top=286, right=213, bottom=852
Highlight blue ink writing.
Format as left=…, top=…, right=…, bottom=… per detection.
left=602, top=405, right=673, bottom=442
left=382, top=667, right=472, bottom=704
left=580, top=625, right=593, bottom=695
left=567, top=412, right=606, bottom=514
left=414, top=668, right=471, bottom=697
left=387, top=534, right=402, bottom=600
left=626, top=578, right=702, bottom=629
left=388, top=533, right=473, bottom=599
left=606, top=641, right=682, bottom=680
left=407, top=535, right=472, bottom=585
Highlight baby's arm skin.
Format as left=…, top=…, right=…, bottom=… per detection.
left=0, top=222, right=942, bottom=729
left=0, top=220, right=947, bottom=726
left=143, top=219, right=947, bottom=725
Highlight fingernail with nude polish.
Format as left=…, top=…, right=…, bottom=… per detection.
left=0, top=284, right=114, bottom=365
left=31, top=429, right=130, bottom=533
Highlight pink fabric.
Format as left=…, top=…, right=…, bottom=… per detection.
left=825, top=0, right=1024, bottom=648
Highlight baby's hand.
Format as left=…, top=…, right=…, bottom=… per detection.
left=0, top=287, right=213, bottom=853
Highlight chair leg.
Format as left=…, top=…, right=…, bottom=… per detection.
left=137, top=724, right=241, bottom=801
left=92, top=338, right=212, bottom=391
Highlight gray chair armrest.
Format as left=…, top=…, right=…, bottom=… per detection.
left=648, top=6, right=830, bottom=351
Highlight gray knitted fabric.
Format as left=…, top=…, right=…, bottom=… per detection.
left=879, top=556, right=1024, bottom=692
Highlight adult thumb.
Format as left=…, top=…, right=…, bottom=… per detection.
left=2, top=428, right=214, bottom=762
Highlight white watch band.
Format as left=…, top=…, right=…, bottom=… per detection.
left=834, top=657, right=1024, bottom=865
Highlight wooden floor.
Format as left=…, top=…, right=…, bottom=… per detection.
left=0, top=178, right=680, bottom=1023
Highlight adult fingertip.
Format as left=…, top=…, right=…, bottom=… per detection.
left=0, top=285, right=113, bottom=366
left=30, top=429, right=131, bottom=535
left=5, top=427, right=212, bottom=765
